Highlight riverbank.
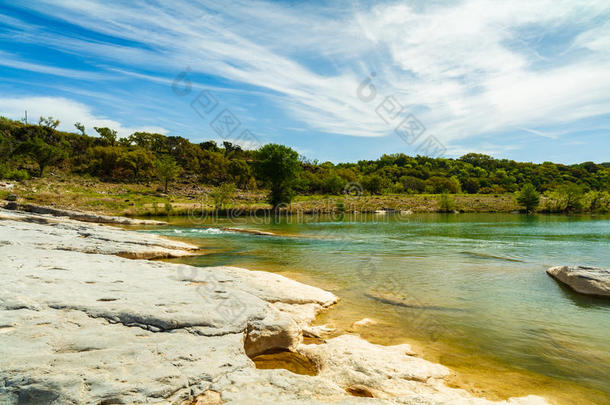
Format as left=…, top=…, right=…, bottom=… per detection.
left=0, top=207, right=551, bottom=404
left=0, top=175, right=522, bottom=218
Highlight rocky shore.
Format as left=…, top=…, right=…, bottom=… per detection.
left=0, top=208, right=550, bottom=404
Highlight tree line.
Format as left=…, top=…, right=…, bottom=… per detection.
left=0, top=116, right=608, bottom=212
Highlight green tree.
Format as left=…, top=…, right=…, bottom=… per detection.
left=18, top=136, right=66, bottom=177
left=462, top=178, right=481, bottom=194
left=210, top=182, right=236, bottom=210
left=516, top=183, right=540, bottom=213
left=120, top=148, right=155, bottom=181
left=39, top=116, right=60, bottom=129
left=558, top=183, right=584, bottom=213
left=425, top=176, right=461, bottom=194
left=94, top=127, right=117, bottom=146
left=155, top=156, right=180, bottom=193
left=399, top=175, right=426, bottom=194
left=74, top=122, right=86, bottom=136
left=322, top=174, right=345, bottom=194
left=254, top=144, right=301, bottom=209
left=362, top=174, right=385, bottom=195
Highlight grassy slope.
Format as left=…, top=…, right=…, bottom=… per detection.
left=0, top=173, right=521, bottom=217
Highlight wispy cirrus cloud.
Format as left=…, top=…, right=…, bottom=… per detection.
left=0, top=51, right=110, bottom=80
left=2, top=0, right=610, bottom=159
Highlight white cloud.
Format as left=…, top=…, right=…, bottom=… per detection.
left=6, top=0, right=610, bottom=147
left=0, top=96, right=167, bottom=137
left=0, top=51, right=109, bottom=80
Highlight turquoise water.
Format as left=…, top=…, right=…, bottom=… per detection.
left=142, top=213, right=610, bottom=404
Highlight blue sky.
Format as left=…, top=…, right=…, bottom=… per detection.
left=0, top=0, right=609, bottom=164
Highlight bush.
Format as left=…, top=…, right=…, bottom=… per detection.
left=362, top=174, right=385, bottom=195
left=583, top=191, right=610, bottom=213
left=399, top=175, right=426, bottom=194
left=210, top=183, right=236, bottom=210
left=543, top=183, right=585, bottom=213
left=438, top=194, right=455, bottom=212
left=7, top=168, right=30, bottom=181
left=462, top=178, right=481, bottom=194
left=425, top=176, right=461, bottom=194
left=322, top=174, right=346, bottom=195
left=558, top=183, right=584, bottom=213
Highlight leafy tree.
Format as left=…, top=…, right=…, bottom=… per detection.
left=74, top=122, right=86, bottom=136
left=399, top=175, right=426, bottom=193
left=129, top=132, right=167, bottom=152
left=322, top=174, right=345, bottom=195
left=120, top=148, right=155, bottom=181
left=462, top=178, right=481, bottom=194
left=425, top=176, right=461, bottom=194
left=516, top=183, right=540, bottom=213
left=557, top=183, right=584, bottom=213
left=155, top=156, right=180, bottom=193
left=228, top=159, right=252, bottom=189
left=18, top=136, right=66, bottom=176
left=94, top=127, right=117, bottom=146
left=83, top=146, right=124, bottom=177
left=210, top=182, right=236, bottom=209
left=39, top=116, right=60, bottom=130
left=362, top=174, right=384, bottom=195
left=583, top=191, right=608, bottom=213
left=200, top=150, right=230, bottom=185
left=223, top=141, right=242, bottom=155
left=200, top=140, right=220, bottom=152
left=254, top=144, right=301, bottom=209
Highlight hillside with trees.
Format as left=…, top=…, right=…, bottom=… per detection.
left=1, top=116, right=608, bottom=213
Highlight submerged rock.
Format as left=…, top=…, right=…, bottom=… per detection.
left=352, top=317, right=378, bottom=328
left=547, top=265, right=610, bottom=297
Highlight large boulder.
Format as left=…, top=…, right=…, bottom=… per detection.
left=547, top=266, right=610, bottom=297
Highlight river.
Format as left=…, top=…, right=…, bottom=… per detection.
left=141, top=213, right=610, bottom=405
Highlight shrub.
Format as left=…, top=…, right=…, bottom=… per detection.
left=583, top=191, right=610, bottom=213
left=438, top=194, right=455, bottom=212
left=558, top=183, right=584, bottom=213
left=210, top=183, right=236, bottom=210
left=462, top=178, right=481, bottom=194
left=322, top=174, right=345, bottom=195
left=543, top=183, right=585, bottom=213
left=426, top=176, right=461, bottom=194
left=399, top=175, right=426, bottom=194
left=362, top=174, right=385, bottom=195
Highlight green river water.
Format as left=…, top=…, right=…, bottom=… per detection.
left=140, top=213, right=610, bottom=404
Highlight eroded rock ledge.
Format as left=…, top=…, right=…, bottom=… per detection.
left=5, top=202, right=168, bottom=225
left=0, top=209, right=549, bottom=404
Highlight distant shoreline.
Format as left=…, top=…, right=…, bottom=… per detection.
left=5, top=175, right=608, bottom=219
